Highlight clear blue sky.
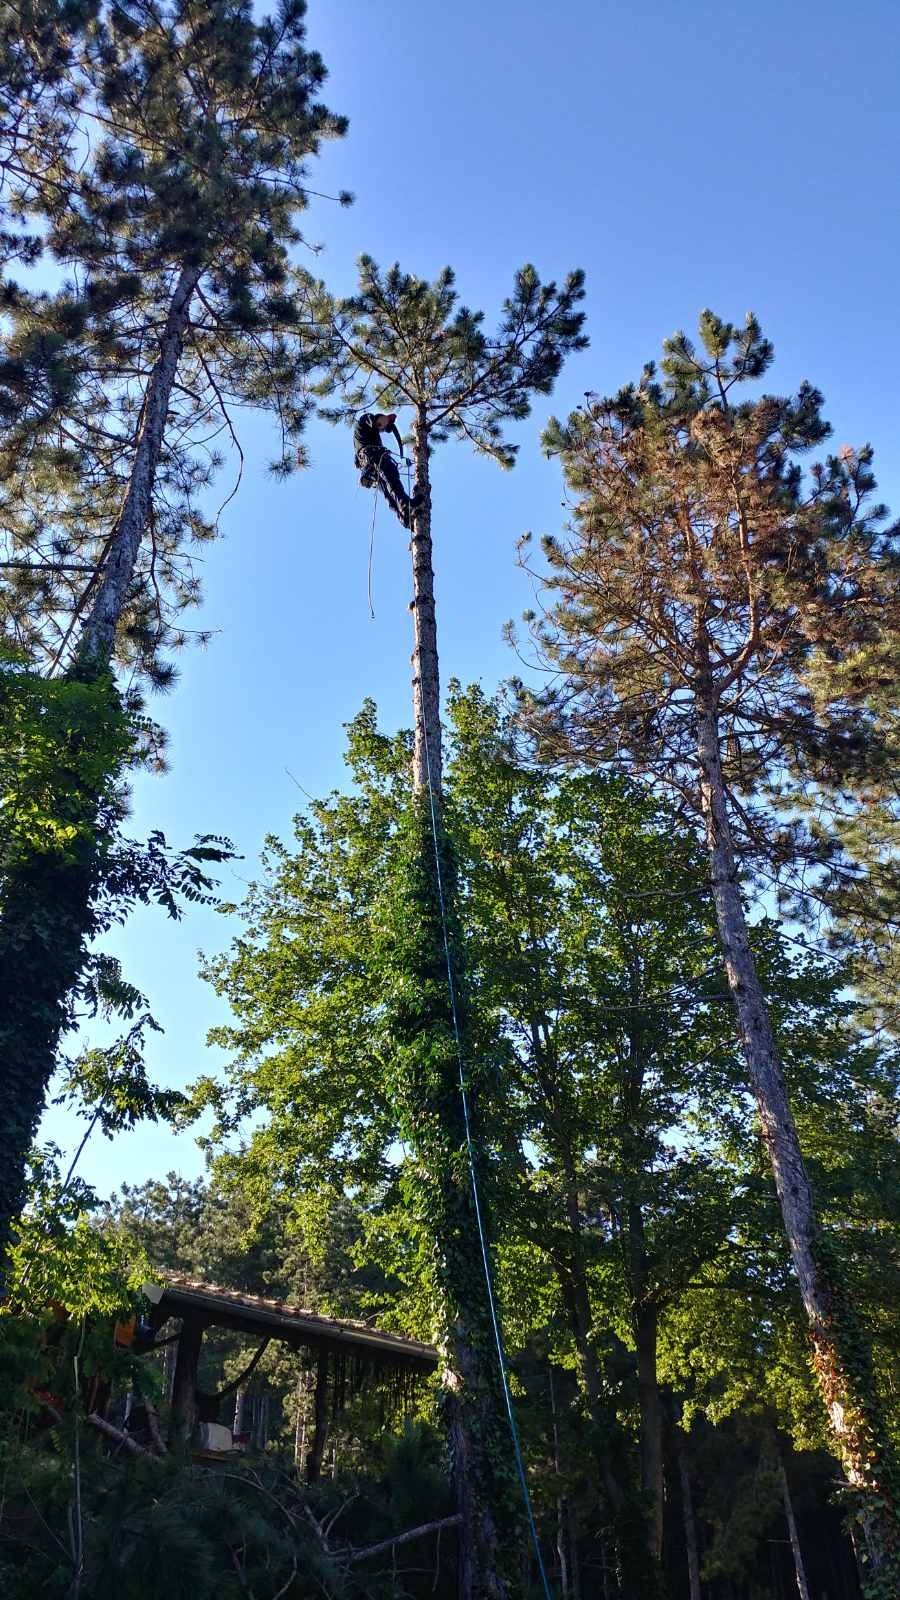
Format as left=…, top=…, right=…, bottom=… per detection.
left=40, top=0, right=900, bottom=1197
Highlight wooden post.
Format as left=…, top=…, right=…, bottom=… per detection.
left=170, top=1311, right=205, bottom=1446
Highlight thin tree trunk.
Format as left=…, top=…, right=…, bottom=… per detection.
left=695, top=692, right=898, bottom=1580
left=778, top=1454, right=812, bottom=1600
left=233, top=1387, right=246, bottom=1438
left=306, top=1352, right=329, bottom=1485
left=627, top=1195, right=664, bottom=1565
left=672, top=1412, right=702, bottom=1600
left=77, top=262, right=201, bottom=665
left=410, top=408, right=441, bottom=798
left=170, top=1312, right=204, bottom=1448
left=549, top=1365, right=570, bottom=1600
left=407, top=412, right=509, bottom=1599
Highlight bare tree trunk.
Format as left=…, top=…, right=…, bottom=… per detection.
left=306, top=1352, right=329, bottom=1485
left=634, top=1300, right=664, bottom=1561
left=78, top=263, right=201, bottom=665
left=672, top=1412, right=702, bottom=1600
left=778, top=1454, right=812, bottom=1600
left=627, top=1196, right=664, bottom=1566
left=695, top=692, right=898, bottom=1579
left=410, top=408, right=441, bottom=798
left=233, top=1387, right=246, bottom=1437
left=170, top=1312, right=204, bottom=1448
left=549, top=1365, right=570, bottom=1600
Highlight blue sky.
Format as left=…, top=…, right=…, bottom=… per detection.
left=40, top=0, right=900, bottom=1198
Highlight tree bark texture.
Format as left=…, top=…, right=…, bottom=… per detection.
left=410, top=408, right=442, bottom=798
left=695, top=693, right=899, bottom=1581
left=78, top=263, right=201, bottom=664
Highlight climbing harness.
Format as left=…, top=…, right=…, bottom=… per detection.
left=420, top=728, right=554, bottom=1600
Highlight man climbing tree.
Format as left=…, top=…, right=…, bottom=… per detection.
left=520, top=311, right=900, bottom=1591
left=322, top=256, right=586, bottom=1598
left=353, top=409, right=419, bottom=527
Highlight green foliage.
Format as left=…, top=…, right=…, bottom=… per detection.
left=0, top=660, right=235, bottom=1273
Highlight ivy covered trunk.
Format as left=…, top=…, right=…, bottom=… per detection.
left=385, top=421, right=517, bottom=1597
left=0, top=671, right=126, bottom=1283
left=0, top=268, right=198, bottom=1284
left=695, top=691, right=900, bottom=1590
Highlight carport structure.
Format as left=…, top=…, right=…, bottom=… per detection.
left=143, top=1272, right=438, bottom=1476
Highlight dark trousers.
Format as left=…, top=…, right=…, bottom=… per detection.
left=356, top=448, right=413, bottom=527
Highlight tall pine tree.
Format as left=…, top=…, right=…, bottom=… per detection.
left=319, top=258, right=586, bottom=1596
left=0, top=0, right=345, bottom=1274
left=521, top=311, right=900, bottom=1590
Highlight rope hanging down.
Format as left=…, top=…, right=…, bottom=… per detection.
left=420, top=722, right=554, bottom=1600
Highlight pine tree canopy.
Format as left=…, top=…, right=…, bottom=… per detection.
left=319, top=255, right=587, bottom=460
left=0, top=0, right=347, bottom=684
left=522, top=311, right=900, bottom=900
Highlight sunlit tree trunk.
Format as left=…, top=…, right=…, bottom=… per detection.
left=628, top=1203, right=664, bottom=1565
left=77, top=264, right=200, bottom=664
left=410, top=407, right=441, bottom=799
left=696, top=686, right=898, bottom=1582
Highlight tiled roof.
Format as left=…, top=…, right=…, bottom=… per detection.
left=144, top=1271, right=438, bottom=1371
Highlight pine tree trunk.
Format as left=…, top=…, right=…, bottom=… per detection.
left=778, top=1454, right=812, bottom=1600
left=410, top=408, right=441, bottom=799
left=78, top=263, right=200, bottom=665
left=0, top=264, right=201, bottom=1284
left=406, top=411, right=510, bottom=1599
left=695, top=692, right=899, bottom=1584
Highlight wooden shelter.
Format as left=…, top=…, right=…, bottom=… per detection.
left=142, top=1272, right=437, bottom=1474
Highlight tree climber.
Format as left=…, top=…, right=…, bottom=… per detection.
left=353, top=411, right=420, bottom=528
